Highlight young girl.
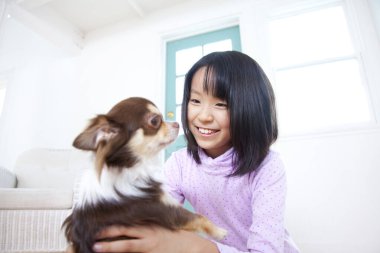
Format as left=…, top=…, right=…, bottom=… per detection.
left=93, top=51, right=300, bottom=253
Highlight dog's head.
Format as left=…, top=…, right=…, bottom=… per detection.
left=73, top=97, right=179, bottom=179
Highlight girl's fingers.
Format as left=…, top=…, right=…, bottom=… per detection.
left=96, top=225, right=128, bottom=239
left=94, top=226, right=156, bottom=253
left=96, top=225, right=145, bottom=239
left=93, top=239, right=143, bottom=253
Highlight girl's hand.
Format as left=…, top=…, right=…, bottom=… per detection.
left=93, top=225, right=219, bottom=253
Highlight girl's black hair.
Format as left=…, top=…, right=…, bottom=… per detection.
left=181, top=51, right=278, bottom=177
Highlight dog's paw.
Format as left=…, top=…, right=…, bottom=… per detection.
left=212, top=227, right=228, bottom=240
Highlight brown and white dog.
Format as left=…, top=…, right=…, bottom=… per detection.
left=62, top=97, right=226, bottom=253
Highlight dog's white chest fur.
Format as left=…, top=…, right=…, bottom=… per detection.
left=76, top=158, right=170, bottom=208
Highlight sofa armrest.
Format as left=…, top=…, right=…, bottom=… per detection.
left=0, top=167, right=17, bottom=188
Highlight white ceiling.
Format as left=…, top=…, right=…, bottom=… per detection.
left=6, top=0, right=192, bottom=53
left=15, top=0, right=189, bottom=33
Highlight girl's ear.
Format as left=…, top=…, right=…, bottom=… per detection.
left=73, top=115, right=120, bottom=151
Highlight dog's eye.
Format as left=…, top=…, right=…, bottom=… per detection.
left=149, top=115, right=162, bottom=129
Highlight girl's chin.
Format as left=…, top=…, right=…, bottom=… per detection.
left=196, top=141, right=231, bottom=157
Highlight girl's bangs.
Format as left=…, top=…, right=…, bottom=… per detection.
left=202, top=65, right=228, bottom=101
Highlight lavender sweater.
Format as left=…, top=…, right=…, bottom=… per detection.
left=164, top=148, right=300, bottom=253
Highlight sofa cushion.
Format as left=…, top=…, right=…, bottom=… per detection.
left=0, top=188, right=73, bottom=209
left=0, top=167, right=17, bottom=188
left=14, top=148, right=92, bottom=189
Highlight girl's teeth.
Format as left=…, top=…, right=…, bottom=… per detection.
left=199, top=128, right=215, bottom=134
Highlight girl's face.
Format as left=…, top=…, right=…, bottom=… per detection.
left=187, top=67, right=232, bottom=158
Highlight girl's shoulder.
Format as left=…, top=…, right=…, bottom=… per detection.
left=169, top=147, right=189, bottom=161
left=252, top=150, right=286, bottom=183
left=260, top=150, right=283, bottom=168
left=165, top=148, right=192, bottom=169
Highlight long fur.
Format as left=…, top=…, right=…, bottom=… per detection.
left=62, top=97, right=226, bottom=253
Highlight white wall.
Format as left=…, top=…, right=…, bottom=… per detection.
left=274, top=129, right=380, bottom=253
left=0, top=0, right=379, bottom=253
left=0, top=17, right=82, bottom=169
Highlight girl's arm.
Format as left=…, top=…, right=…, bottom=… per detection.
left=163, top=151, right=289, bottom=253
left=245, top=155, right=288, bottom=253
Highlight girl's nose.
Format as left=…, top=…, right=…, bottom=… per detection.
left=198, top=106, right=213, bottom=122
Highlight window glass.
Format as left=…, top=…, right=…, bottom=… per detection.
left=269, top=4, right=372, bottom=135
left=175, top=76, right=185, bottom=105
left=269, top=6, right=354, bottom=68
left=203, top=39, right=232, bottom=55
left=176, top=46, right=202, bottom=76
left=275, top=60, right=371, bottom=134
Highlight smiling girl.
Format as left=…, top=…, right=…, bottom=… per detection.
left=93, top=51, right=300, bottom=253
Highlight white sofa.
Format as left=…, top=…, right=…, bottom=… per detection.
left=0, top=148, right=91, bottom=253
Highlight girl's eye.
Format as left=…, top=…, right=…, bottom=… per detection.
left=215, top=102, right=228, bottom=108
left=190, top=98, right=200, bottom=104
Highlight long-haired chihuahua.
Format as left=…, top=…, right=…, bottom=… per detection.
left=62, top=97, right=226, bottom=253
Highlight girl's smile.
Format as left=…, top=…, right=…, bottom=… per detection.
left=197, top=127, right=219, bottom=135
left=187, top=67, right=232, bottom=158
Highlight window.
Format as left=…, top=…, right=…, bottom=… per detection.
left=267, top=2, right=375, bottom=135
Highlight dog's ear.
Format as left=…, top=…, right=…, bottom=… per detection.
left=73, top=115, right=120, bottom=151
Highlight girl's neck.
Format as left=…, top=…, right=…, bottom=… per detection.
left=202, top=145, right=232, bottom=159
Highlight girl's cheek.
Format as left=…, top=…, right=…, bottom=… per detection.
left=187, top=105, right=198, bottom=116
